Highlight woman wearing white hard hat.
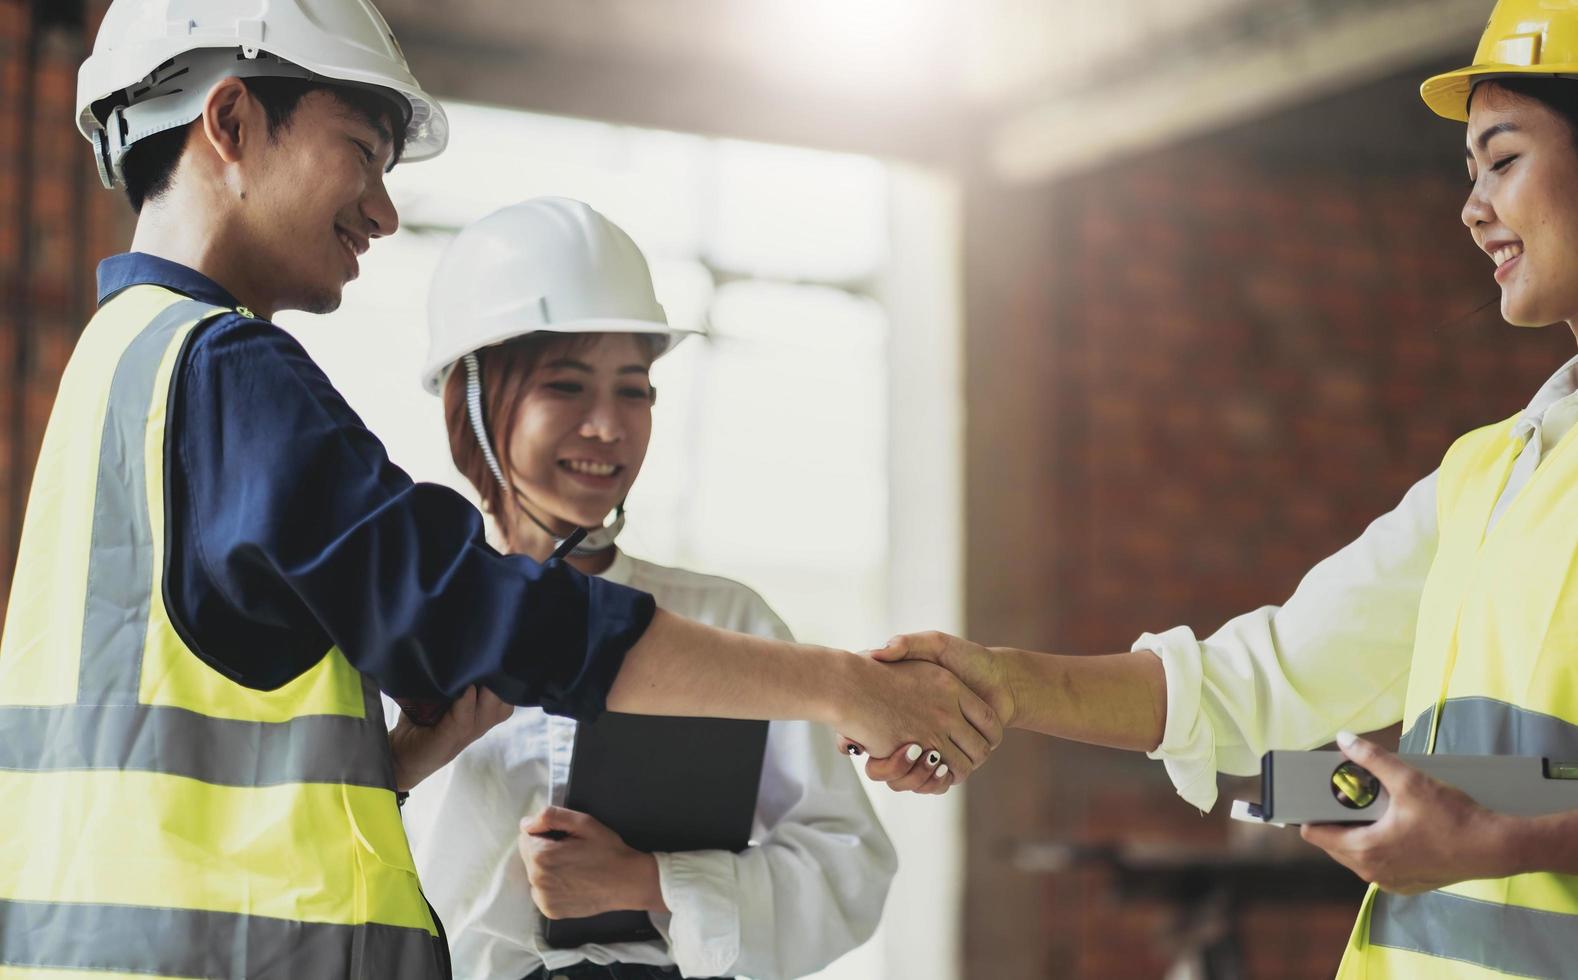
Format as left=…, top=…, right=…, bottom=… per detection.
left=404, top=197, right=897, bottom=980
left=853, top=1, right=1578, bottom=976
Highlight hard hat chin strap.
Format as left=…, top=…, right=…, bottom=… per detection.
left=463, top=353, right=625, bottom=558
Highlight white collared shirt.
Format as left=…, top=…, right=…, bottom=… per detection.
left=1140, top=353, right=1578, bottom=811
left=392, top=550, right=896, bottom=980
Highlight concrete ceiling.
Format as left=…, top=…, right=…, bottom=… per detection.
left=378, top=0, right=1493, bottom=182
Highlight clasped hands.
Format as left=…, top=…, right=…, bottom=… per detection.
left=832, top=631, right=1017, bottom=796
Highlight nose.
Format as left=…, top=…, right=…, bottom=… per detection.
left=579, top=393, right=624, bottom=443
left=363, top=173, right=400, bottom=238
left=1461, top=178, right=1494, bottom=232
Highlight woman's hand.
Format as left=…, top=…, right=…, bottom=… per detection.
left=519, top=806, right=667, bottom=919
left=1301, top=732, right=1520, bottom=894
left=846, top=740, right=957, bottom=794
left=870, top=632, right=1020, bottom=729
left=388, top=686, right=513, bottom=792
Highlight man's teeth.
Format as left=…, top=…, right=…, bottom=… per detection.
left=563, top=460, right=617, bottom=477
left=1493, top=243, right=1524, bottom=266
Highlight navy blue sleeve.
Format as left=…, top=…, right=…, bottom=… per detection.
left=163, top=313, right=654, bottom=719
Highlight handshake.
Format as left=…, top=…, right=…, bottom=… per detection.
left=827, top=631, right=1018, bottom=796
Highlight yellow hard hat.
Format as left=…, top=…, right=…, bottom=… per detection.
left=1421, top=0, right=1578, bottom=121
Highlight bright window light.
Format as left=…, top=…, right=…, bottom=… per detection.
left=277, top=100, right=960, bottom=980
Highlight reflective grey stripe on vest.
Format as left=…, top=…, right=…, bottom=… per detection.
left=0, top=700, right=393, bottom=787
left=1398, top=697, right=1578, bottom=758
left=78, top=299, right=216, bottom=704
left=1371, top=889, right=1578, bottom=978
left=0, top=897, right=439, bottom=980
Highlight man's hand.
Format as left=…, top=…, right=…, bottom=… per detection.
left=1301, top=732, right=1518, bottom=894
left=836, top=632, right=1017, bottom=794
left=388, top=685, right=512, bottom=792
left=519, top=806, right=667, bottom=919
left=832, top=655, right=1004, bottom=788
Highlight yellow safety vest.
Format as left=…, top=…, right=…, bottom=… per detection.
left=1337, top=412, right=1578, bottom=978
left=0, top=285, right=441, bottom=979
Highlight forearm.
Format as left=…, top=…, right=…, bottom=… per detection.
left=1499, top=808, right=1578, bottom=876
left=1001, top=647, right=1167, bottom=752
left=606, top=609, right=847, bottom=724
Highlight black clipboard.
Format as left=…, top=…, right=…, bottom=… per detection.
left=540, top=712, right=769, bottom=949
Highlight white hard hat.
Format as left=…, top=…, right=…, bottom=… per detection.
left=422, top=197, right=697, bottom=395
left=77, top=0, right=448, bottom=189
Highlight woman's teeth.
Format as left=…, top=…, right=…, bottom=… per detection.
left=1493, top=243, right=1523, bottom=266
left=562, top=460, right=618, bottom=477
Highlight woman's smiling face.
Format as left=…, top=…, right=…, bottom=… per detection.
left=1462, top=82, right=1578, bottom=330
left=504, top=333, right=657, bottom=531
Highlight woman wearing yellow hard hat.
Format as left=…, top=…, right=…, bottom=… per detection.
left=851, top=0, right=1578, bottom=975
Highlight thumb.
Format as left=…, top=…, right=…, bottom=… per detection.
left=521, top=806, right=574, bottom=837
left=867, top=631, right=951, bottom=665
left=1335, top=730, right=1410, bottom=787
left=863, top=635, right=909, bottom=663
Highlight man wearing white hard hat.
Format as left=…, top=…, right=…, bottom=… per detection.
left=0, top=3, right=1001, bottom=978
left=403, top=198, right=898, bottom=980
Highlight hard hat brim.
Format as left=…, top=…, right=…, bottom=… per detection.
left=1421, top=64, right=1578, bottom=122
left=422, top=318, right=701, bottom=396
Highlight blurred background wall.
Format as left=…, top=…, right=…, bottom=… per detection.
left=3, top=1, right=1575, bottom=977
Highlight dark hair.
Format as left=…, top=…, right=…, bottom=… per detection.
left=121, top=75, right=407, bottom=213
left=442, top=332, right=664, bottom=521
left=1469, top=77, right=1578, bottom=151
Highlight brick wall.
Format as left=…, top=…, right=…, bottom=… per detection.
left=960, top=67, right=1574, bottom=978
left=0, top=0, right=131, bottom=604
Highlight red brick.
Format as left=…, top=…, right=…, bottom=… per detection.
left=0, top=1, right=26, bottom=40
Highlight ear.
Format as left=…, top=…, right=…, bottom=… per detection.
left=198, top=76, right=257, bottom=167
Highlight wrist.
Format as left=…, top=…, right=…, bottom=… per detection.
left=990, top=647, right=1027, bottom=729
left=394, top=762, right=429, bottom=794
left=627, top=851, right=668, bottom=914
left=1489, top=812, right=1538, bottom=877
left=391, top=747, right=424, bottom=793
left=816, top=649, right=869, bottom=729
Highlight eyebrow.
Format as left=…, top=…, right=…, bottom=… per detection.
left=543, top=358, right=651, bottom=376
left=1466, top=121, right=1521, bottom=158
left=544, top=358, right=593, bottom=372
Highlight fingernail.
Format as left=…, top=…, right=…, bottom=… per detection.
left=925, top=750, right=942, bottom=767
left=935, top=764, right=949, bottom=779
left=905, top=744, right=923, bottom=762
left=1336, top=731, right=1357, bottom=750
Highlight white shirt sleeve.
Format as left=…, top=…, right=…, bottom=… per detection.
left=651, top=611, right=897, bottom=980
left=1137, top=470, right=1440, bottom=812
